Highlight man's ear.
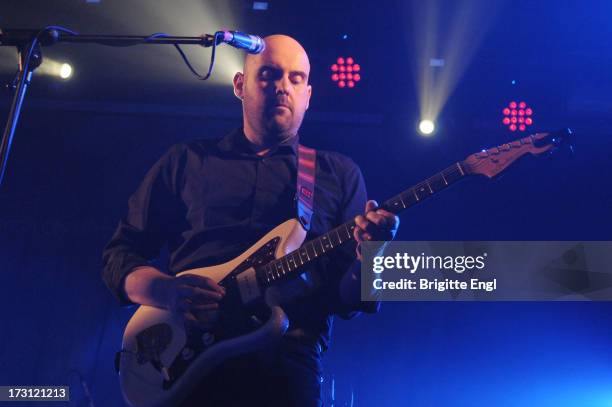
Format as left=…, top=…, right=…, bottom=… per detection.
left=233, top=72, right=244, bottom=100
left=306, top=84, right=312, bottom=110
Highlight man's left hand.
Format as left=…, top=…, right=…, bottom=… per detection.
left=353, top=200, right=399, bottom=259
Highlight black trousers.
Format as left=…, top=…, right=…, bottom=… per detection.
left=178, top=337, right=323, bottom=407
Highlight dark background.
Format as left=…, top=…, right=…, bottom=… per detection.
left=1, top=1, right=611, bottom=405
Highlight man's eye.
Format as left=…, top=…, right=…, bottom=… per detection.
left=291, top=74, right=304, bottom=84
left=260, top=69, right=278, bottom=80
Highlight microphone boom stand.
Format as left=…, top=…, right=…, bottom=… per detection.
left=0, top=28, right=217, bottom=188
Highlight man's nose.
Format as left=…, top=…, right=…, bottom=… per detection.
left=274, top=75, right=291, bottom=95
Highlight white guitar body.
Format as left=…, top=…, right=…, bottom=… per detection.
left=119, top=219, right=307, bottom=407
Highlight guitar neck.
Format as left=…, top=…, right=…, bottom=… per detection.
left=257, top=161, right=470, bottom=287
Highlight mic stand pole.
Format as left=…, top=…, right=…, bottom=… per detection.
left=0, top=28, right=217, bottom=188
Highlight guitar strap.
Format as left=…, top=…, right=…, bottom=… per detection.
left=272, top=143, right=319, bottom=303
left=296, top=144, right=316, bottom=231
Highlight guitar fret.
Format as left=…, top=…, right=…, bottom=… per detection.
left=294, top=252, right=300, bottom=267
left=430, top=174, right=447, bottom=191
left=330, top=228, right=341, bottom=247
left=269, top=263, right=276, bottom=280
left=456, top=161, right=465, bottom=176
left=415, top=184, right=430, bottom=199
left=293, top=250, right=302, bottom=266
left=321, top=234, right=332, bottom=251
left=300, top=247, right=310, bottom=261
left=386, top=196, right=404, bottom=211
left=444, top=166, right=462, bottom=183
left=269, top=264, right=275, bottom=282
left=343, top=224, right=353, bottom=241
left=347, top=223, right=357, bottom=241
left=316, top=237, right=326, bottom=253
left=306, top=242, right=317, bottom=259
left=294, top=250, right=304, bottom=267
left=287, top=254, right=297, bottom=270
left=401, top=191, right=417, bottom=207
left=264, top=264, right=272, bottom=282
left=275, top=261, right=284, bottom=277
left=281, top=256, right=291, bottom=273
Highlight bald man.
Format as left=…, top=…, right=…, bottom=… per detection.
left=103, top=35, right=398, bottom=406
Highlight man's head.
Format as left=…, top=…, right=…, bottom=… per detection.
left=233, top=34, right=312, bottom=145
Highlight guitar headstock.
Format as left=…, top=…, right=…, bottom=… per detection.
left=463, top=128, right=572, bottom=178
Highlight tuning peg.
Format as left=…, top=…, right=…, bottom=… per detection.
left=555, top=127, right=575, bottom=157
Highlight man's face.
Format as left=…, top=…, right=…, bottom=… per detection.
left=234, top=35, right=312, bottom=140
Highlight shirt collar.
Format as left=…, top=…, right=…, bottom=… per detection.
left=217, top=128, right=299, bottom=156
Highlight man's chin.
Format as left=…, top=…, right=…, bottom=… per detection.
left=266, top=116, right=294, bottom=135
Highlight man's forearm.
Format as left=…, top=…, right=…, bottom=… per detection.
left=123, top=266, right=172, bottom=308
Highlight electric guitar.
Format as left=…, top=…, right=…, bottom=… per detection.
left=118, top=129, right=572, bottom=407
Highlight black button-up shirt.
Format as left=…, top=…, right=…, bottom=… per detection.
left=102, top=128, right=370, bottom=349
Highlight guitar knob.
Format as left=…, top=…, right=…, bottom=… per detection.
left=181, top=347, right=194, bottom=360
left=201, top=332, right=215, bottom=346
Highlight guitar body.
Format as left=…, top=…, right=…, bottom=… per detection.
left=119, top=219, right=306, bottom=407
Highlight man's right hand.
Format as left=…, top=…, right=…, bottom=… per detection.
left=124, top=266, right=225, bottom=330
left=161, top=273, right=226, bottom=329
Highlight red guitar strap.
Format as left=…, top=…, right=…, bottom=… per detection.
left=297, top=144, right=316, bottom=231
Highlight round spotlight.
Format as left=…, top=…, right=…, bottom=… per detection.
left=59, top=63, right=73, bottom=79
left=330, top=57, right=361, bottom=88
left=502, top=100, right=533, bottom=132
left=418, top=119, right=435, bottom=135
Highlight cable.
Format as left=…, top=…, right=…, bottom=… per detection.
left=70, top=29, right=222, bottom=81
left=172, top=31, right=223, bottom=81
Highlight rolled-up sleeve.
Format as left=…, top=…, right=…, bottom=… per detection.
left=102, top=145, right=184, bottom=306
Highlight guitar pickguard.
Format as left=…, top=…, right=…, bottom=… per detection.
left=159, top=236, right=282, bottom=389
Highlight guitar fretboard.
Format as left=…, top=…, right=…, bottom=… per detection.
left=257, top=161, right=469, bottom=287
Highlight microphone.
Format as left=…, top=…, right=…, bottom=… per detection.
left=218, top=31, right=265, bottom=54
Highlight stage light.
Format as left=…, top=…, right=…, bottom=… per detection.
left=331, top=57, right=361, bottom=88
left=410, top=1, right=503, bottom=135
left=502, top=101, right=533, bottom=132
left=59, top=63, right=73, bottom=79
left=252, top=1, right=268, bottom=10
left=37, top=59, right=74, bottom=80
left=418, top=119, right=435, bottom=135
